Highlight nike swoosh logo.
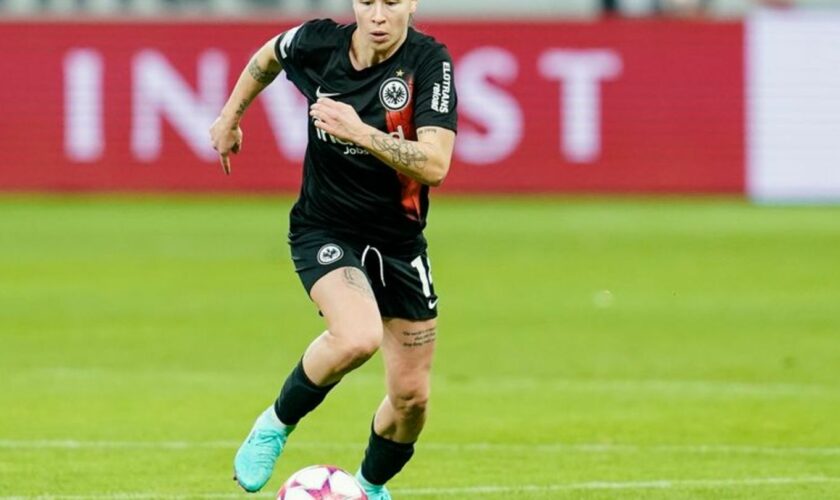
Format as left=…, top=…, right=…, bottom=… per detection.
left=316, top=86, right=341, bottom=99
left=427, top=299, right=439, bottom=309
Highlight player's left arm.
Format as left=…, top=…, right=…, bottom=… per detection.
left=364, top=125, right=455, bottom=187
left=309, top=98, right=455, bottom=187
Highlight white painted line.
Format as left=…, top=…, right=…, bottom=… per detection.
left=1, top=476, right=838, bottom=499
left=0, top=496, right=255, bottom=500
left=2, top=440, right=840, bottom=456
left=439, top=377, right=840, bottom=398
left=398, top=476, right=840, bottom=495
left=11, top=369, right=840, bottom=399
left=0, top=440, right=239, bottom=450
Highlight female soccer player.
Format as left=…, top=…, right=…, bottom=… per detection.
left=209, top=1, right=457, bottom=498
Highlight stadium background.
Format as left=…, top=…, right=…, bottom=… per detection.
left=2, top=0, right=840, bottom=498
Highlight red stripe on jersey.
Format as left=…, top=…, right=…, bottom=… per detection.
left=384, top=78, right=421, bottom=222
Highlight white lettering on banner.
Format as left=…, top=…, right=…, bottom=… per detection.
left=260, top=76, right=309, bottom=160
left=538, top=49, right=622, bottom=163
left=455, top=47, right=523, bottom=165
left=59, top=46, right=621, bottom=167
left=131, top=50, right=227, bottom=162
left=64, top=49, right=104, bottom=162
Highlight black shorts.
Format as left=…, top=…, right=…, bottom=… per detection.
left=289, top=228, right=438, bottom=321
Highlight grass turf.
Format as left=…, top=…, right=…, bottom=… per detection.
left=1, top=196, right=839, bottom=499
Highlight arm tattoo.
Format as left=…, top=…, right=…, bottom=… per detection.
left=401, top=327, right=436, bottom=348
left=342, top=268, right=375, bottom=300
left=370, top=133, right=428, bottom=171
left=418, top=128, right=438, bottom=136
left=235, top=98, right=251, bottom=117
left=247, top=58, right=279, bottom=85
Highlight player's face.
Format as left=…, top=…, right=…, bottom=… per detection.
left=353, top=0, right=417, bottom=50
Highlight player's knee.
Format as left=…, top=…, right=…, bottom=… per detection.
left=343, top=337, right=380, bottom=365
left=329, top=325, right=382, bottom=367
left=391, top=385, right=430, bottom=421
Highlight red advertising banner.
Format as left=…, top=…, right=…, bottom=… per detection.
left=0, top=20, right=744, bottom=193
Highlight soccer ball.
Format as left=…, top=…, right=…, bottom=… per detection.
left=277, top=465, right=367, bottom=500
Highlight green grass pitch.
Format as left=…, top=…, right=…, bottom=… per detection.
left=1, top=196, right=839, bottom=499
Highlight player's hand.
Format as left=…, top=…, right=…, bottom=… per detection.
left=309, top=98, right=368, bottom=144
left=209, top=116, right=243, bottom=175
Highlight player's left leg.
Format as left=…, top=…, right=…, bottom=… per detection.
left=356, top=317, right=436, bottom=500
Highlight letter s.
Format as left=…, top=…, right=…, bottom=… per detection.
left=455, top=47, right=523, bottom=165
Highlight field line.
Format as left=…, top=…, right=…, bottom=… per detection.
left=432, top=377, right=840, bottom=398
left=1, top=476, right=839, bottom=499
left=11, top=369, right=840, bottom=399
left=399, top=476, right=840, bottom=495
left=2, top=439, right=840, bottom=456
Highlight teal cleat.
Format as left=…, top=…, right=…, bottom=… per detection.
left=355, top=471, right=392, bottom=500
left=233, top=407, right=295, bottom=493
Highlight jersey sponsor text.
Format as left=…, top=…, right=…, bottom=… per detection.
left=315, top=127, right=370, bottom=155
left=431, top=61, right=452, bottom=113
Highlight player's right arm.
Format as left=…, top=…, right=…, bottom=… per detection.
left=209, top=35, right=283, bottom=175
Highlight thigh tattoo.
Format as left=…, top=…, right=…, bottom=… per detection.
left=401, top=327, right=436, bottom=348
left=343, top=268, right=375, bottom=299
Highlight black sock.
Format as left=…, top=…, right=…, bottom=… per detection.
left=360, top=424, right=415, bottom=486
left=273, top=359, right=337, bottom=426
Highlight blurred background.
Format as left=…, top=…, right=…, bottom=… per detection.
left=0, top=0, right=837, bottom=17
left=2, top=0, right=839, bottom=197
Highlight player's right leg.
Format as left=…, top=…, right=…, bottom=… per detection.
left=234, top=264, right=382, bottom=493
left=300, top=266, right=383, bottom=386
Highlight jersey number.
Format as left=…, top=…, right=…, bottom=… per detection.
left=410, top=256, right=433, bottom=298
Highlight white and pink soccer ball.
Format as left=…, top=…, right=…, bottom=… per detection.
left=277, top=465, right=368, bottom=500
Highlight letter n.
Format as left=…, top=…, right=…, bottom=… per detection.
left=131, top=50, right=227, bottom=162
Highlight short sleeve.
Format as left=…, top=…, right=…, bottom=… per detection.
left=274, top=23, right=305, bottom=68
left=413, top=46, right=458, bottom=132
left=274, top=19, right=338, bottom=76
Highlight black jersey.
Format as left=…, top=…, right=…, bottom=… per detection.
left=274, top=19, right=458, bottom=248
